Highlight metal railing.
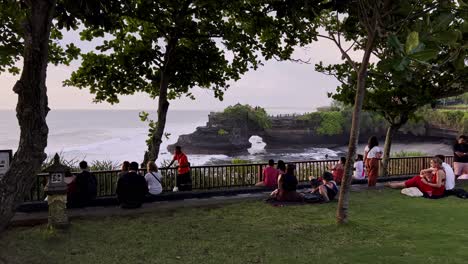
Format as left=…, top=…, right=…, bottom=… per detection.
left=25, top=156, right=453, bottom=202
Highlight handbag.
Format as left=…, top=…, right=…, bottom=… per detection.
left=150, top=172, right=162, bottom=185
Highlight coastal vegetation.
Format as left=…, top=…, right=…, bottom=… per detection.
left=221, top=104, right=272, bottom=130
left=4, top=187, right=468, bottom=264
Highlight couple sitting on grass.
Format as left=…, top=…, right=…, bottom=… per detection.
left=386, top=155, right=454, bottom=199
left=269, top=163, right=338, bottom=203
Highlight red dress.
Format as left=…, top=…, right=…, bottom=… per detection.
left=404, top=171, right=445, bottom=197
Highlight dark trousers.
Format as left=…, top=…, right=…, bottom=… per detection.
left=177, top=172, right=192, bottom=191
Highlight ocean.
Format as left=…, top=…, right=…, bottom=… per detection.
left=0, top=109, right=453, bottom=166
left=0, top=109, right=343, bottom=166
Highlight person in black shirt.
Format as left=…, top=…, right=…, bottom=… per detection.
left=454, top=135, right=468, bottom=177
left=270, top=164, right=304, bottom=202
left=68, top=161, right=97, bottom=208
left=116, top=161, right=148, bottom=209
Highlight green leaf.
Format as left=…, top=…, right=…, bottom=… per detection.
left=393, top=57, right=410, bottom=71
left=433, top=13, right=454, bottom=31
left=433, top=31, right=459, bottom=45
left=388, top=35, right=404, bottom=54
left=409, top=49, right=439, bottom=61
left=453, top=52, right=467, bottom=70
left=462, top=22, right=468, bottom=33
left=405, top=32, right=419, bottom=54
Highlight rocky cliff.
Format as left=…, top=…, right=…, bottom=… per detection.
left=168, top=111, right=457, bottom=155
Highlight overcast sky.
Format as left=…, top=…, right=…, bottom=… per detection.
left=0, top=31, right=355, bottom=112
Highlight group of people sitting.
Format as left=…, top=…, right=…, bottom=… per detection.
left=256, top=159, right=339, bottom=203
left=66, top=135, right=468, bottom=208
left=116, top=146, right=192, bottom=209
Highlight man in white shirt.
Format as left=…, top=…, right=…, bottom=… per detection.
left=436, top=155, right=455, bottom=191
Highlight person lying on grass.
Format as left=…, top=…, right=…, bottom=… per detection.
left=386, top=157, right=446, bottom=199
left=309, top=171, right=339, bottom=202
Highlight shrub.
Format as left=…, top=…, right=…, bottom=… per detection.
left=391, top=151, right=427, bottom=158
left=316, top=111, right=346, bottom=136
left=222, top=104, right=271, bottom=129
left=217, top=129, right=228, bottom=136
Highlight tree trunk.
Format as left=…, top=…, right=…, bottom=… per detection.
left=146, top=76, right=170, bottom=163
left=0, top=0, right=55, bottom=231
left=336, top=32, right=376, bottom=224
left=143, top=38, right=178, bottom=164
left=381, top=125, right=398, bottom=177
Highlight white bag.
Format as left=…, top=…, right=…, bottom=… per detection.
left=401, top=187, right=423, bottom=197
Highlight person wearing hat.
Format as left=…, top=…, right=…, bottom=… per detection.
left=270, top=163, right=303, bottom=202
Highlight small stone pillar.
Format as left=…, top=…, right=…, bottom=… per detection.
left=44, top=153, right=70, bottom=229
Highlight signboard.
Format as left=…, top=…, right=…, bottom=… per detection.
left=51, top=173, right=63, bottom=183
left=0, top=150, right=13, bottom=177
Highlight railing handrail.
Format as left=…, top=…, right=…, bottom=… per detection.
left=35, top=155, right=452, bottom=174
left=26, top=156, right=454, bottom=202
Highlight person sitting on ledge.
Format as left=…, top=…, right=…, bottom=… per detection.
left=353, top=154, right=365, bottom=180
left=116, top=161, right=148, bottom=208
left=311, top=171, right=339, bottom=202
left=68, top=161, right=97, bottom=208
left=145, top=161, right=163, bottom=196
left=270, top=164, right=304, bottom=202
left=386, top=157, right=446, bottom=199
left=277, top=160, right=286, bottom=175
left=256, top=159, right=279, bottom=187
left=118, top=161, right=130, bottom=178
left=329, top=157, right=345, bottom=184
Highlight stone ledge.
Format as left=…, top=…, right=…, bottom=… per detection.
left=16, top=175, right=414, bottom=213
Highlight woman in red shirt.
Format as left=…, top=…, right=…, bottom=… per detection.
left=387, top=157, right=446, bottom=198
left=329, top=157, right=345, bottom=184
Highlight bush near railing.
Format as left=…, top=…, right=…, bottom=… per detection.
left=25, top=156, right=454, bottom=202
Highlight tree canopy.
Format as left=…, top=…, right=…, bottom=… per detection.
left=65, top=0, right=330, bottom=162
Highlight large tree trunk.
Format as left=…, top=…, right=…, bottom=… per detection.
left=0, top=0, right=55, bottom=231
left=336, top=33, right=376, bottom=224
left=145, top=76, right=170, bottom=163
left=381, top=125, right=398, bottom=177
left=143, top=38, right=178, bottom=164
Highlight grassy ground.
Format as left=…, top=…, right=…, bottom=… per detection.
left=2, top=188, right=468, bottom=264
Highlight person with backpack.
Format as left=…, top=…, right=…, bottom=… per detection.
left=69, top=160, right=97, bottom=207
left=145, top=161, right=163, bottom=195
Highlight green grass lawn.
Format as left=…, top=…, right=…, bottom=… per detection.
left=2, top=188, right=468, bottom=264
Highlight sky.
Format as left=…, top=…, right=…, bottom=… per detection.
left=0, top=31, right=355, bottom=112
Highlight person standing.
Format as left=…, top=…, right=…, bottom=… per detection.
left=167, top=146, right=192, bottom=191
left=364, top=136, right=382, bottom=187
left=116, top=161, right=148, bottom=208
left=454, top=135, right=468, bottom=178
